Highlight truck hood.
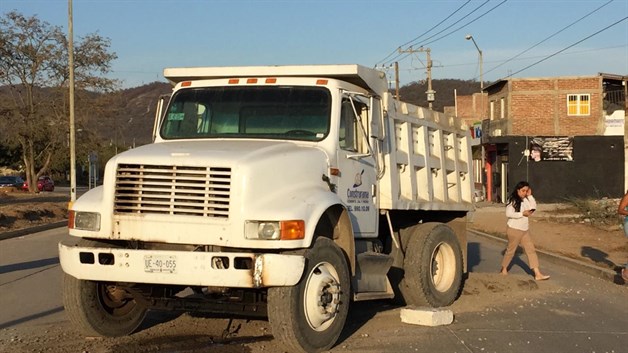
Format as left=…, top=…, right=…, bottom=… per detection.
left=111, top=139, right=320, bottom=167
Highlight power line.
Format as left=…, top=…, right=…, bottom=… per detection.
left=505, top=16, right=628, bottom=78
left=397, top=44, right=626, bottom=81
left=375, top=0, right=472, bottom=65
left=383, top=0, right=508, bottom=67
left=420, top=0, right=508, bottom=48
left=384, top=0, right=490, bottom=64
left=382, top=0, right=490, bottom=66
left=483, top=0, right=615, bottom=77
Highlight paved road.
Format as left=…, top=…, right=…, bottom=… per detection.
left=0, top=228, right=626, bottom=353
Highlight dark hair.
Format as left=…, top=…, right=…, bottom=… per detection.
left=508, top=181, right=530, bottom=212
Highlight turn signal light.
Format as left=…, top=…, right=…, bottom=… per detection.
left=281, top=220, right=305, bottom=240
left=68, top=210, right=75, bottom=229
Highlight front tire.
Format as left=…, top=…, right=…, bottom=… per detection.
left=62, top=240, right=147, bottom=337
left=268, top=237, right=350, bottom=353
left=399, top=223, right=463, bottom=307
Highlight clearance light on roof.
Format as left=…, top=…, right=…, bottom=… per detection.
left=181, top=81, right=192, bottom=87
left=228, top=79, right=239, bottom=84
left=316, top=79, right=328, bottom=85
left=247, top=78, right=258, bottom=84
left=265, top=78, right=277, bottom=84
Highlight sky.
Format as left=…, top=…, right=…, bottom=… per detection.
left=1, top=0, right=627, bottom=89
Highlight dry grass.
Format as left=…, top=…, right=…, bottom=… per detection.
left=563, top=197, right=622, bottom=230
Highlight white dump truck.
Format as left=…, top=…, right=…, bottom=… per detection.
left=59, top=64, right=473, bottom=353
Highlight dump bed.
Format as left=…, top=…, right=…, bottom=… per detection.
left=378, top=92, right=474, bottom=212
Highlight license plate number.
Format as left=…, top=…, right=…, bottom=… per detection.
left=144, top=255, right=177, bottom=273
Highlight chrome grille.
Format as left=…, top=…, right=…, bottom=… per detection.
left=114, top=164, right=231, bottom=218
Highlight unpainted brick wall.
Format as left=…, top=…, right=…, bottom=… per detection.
left=494, top=77, right=602, bottom=136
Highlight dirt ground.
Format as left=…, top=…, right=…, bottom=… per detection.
left=0, top=273, right=564, bottom=353
left=1, top=192, right=626, bottom=352
left=0, top=190, right=68, bottom=232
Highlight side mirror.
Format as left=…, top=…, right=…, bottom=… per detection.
left=370, top=97, right=384, bottom=141
left=152, top=94, right=169, bottom=142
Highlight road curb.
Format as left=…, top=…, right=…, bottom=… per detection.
left=468, top=228, right=621, bottom=284
left=0, top=221, right=67, bottom=241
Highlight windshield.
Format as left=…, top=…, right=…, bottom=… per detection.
left=160, top=86, right=331, bottom=141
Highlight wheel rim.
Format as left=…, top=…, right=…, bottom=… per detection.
left=303, top=261, right=342, bottom=331
left=98, top=284, right=137, bottom=317
left=430, top=241, right=456, bottom=292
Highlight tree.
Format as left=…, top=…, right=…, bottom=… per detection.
left=0, top=11, right=117, bottom=192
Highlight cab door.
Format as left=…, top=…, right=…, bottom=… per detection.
left=336, top=95, right=378, bottom=238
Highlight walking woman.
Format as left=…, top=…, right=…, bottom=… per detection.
left=500, top=181, right=550, bottom=281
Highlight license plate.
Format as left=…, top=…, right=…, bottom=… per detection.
left=144, top=255, right=177, bottom=273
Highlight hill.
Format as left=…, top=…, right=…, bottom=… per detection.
left=397, top=79, right=482, bottom=112
left=100, top=78, right=481, bottom=147
left=0, top=78, right=481, bottom=167
left=90, top=82, right=171, bottom=147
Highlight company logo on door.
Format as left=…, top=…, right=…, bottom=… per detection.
left=347, top=170, right=370, bottom=212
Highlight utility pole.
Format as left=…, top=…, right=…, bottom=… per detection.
left=394, top=62, right=400, bottom=100
left=624, top=77, right=628, bottom=192
left=68, top=0, right=76, bottom=203
left=398, top=47, right=435, bottom=109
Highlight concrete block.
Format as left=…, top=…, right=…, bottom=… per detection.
left=400, top=306, right=454, bottom=326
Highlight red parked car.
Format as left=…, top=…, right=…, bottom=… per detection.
left=22, top=175, right=55, bottom=192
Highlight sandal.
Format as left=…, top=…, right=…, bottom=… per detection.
left=535, top=275, right=550, bottom=281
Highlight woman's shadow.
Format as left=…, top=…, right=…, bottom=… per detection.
left=580, top=246, right=626, bottom=284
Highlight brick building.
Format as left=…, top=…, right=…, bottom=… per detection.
left=476, top=73, right=627, bottom=202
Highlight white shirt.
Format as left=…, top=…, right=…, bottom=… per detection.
left=506, top=197, right=535, bottom=231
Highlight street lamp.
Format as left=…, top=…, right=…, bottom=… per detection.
left=465, top=34, right=488, bottom=200
left=465, top=34, right=483, bottom=90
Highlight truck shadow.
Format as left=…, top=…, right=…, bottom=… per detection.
left=467, top=241, right=533, bottom=275
left=338, top=300, right=401, bottom=345
left=133, top=311, right=270, bottom=352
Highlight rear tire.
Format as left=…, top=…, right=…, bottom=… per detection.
left=62, top=240, right=147, bottom=337
left=399, top=224, right=463, bottom=307
left=268, top=237, right=350, bottom=353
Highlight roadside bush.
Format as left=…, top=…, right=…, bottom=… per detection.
left=565, top=197, right=621, bottom=230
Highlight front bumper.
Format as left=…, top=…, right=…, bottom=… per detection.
left=59, top=240, right=305, bottom=288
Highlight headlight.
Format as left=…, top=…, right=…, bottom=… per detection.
left=70, top=211, right=101, bottom=231
left=245, top=220, right=305, bottom=240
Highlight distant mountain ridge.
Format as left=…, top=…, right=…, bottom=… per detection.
left=1, top=78, right=480, bottom=152
left=103, top=78, right=480, bottom=147
left=92, top=82, right=172, bottom=147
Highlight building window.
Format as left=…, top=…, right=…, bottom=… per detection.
left=567, top=94, right=590, bottom=116
left=500, top=98, right=505, bottom=119
left=490, top=101, right=495, bottom=120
